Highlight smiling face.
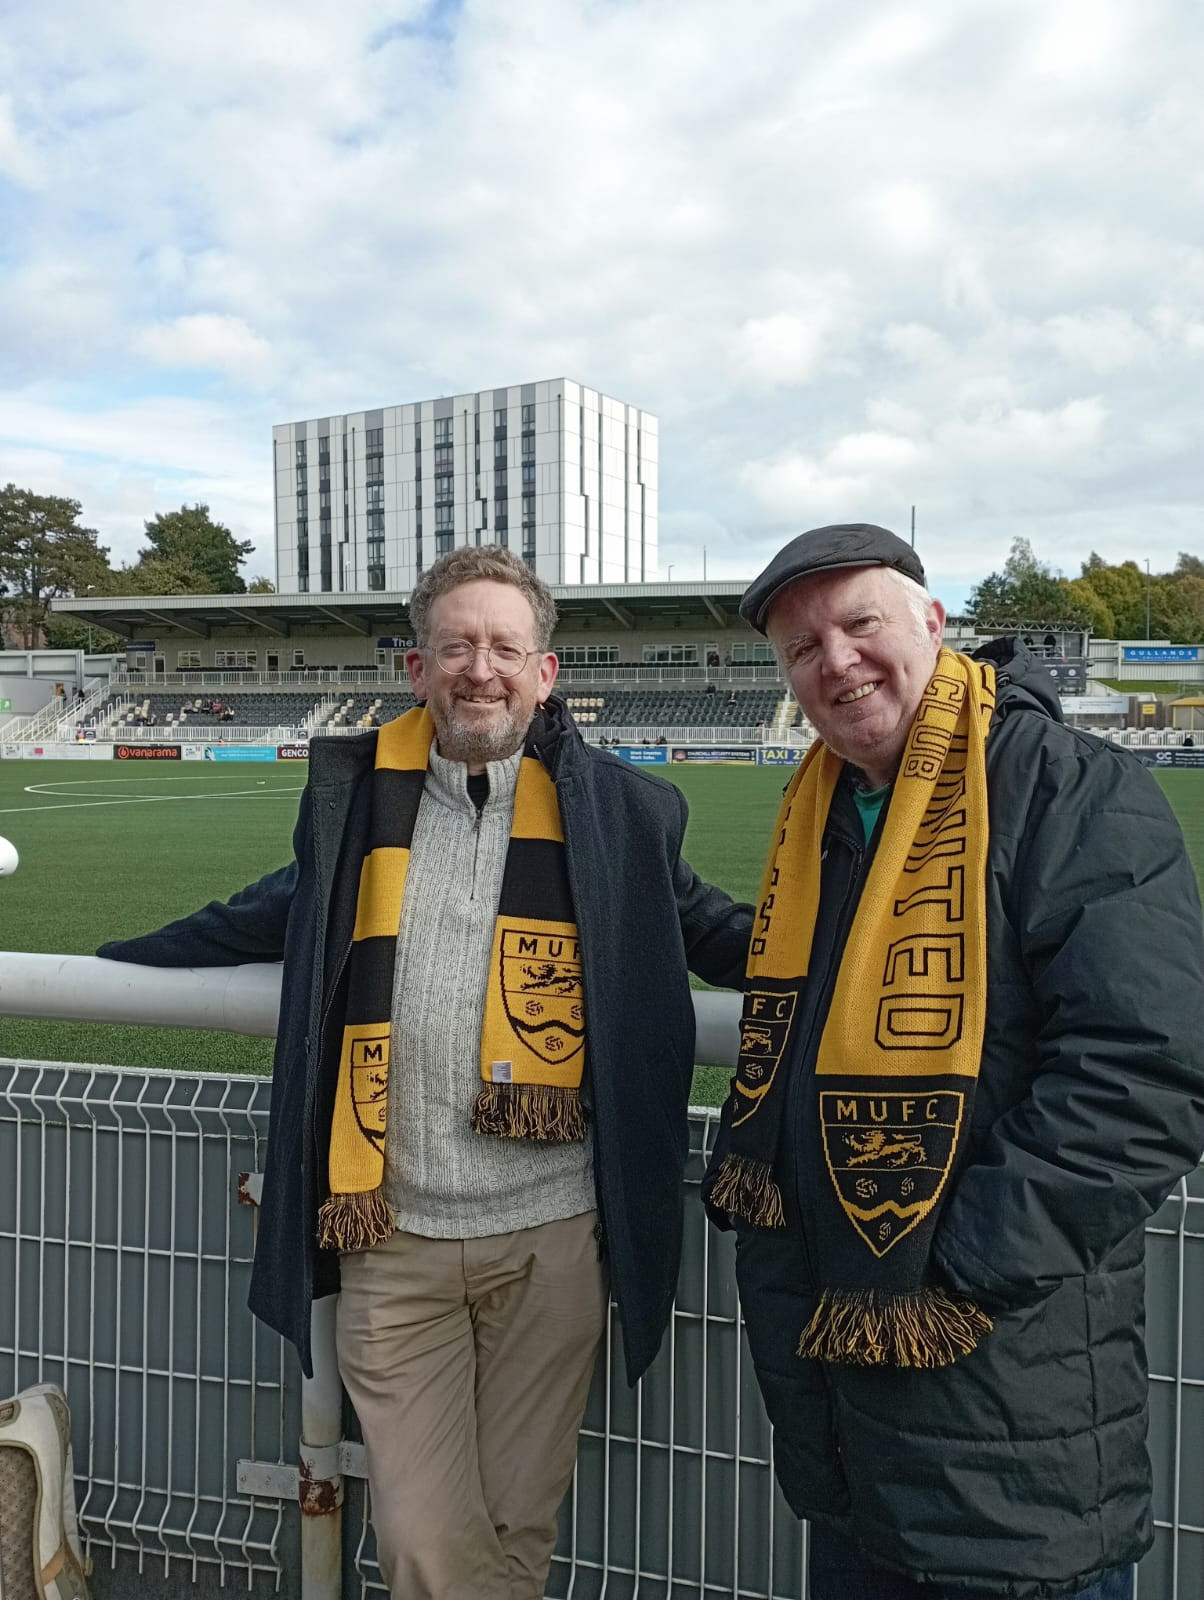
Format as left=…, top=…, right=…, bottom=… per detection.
left=767, top=566, right=945, bottom=787
left=406, top=579, right=558, bottom=772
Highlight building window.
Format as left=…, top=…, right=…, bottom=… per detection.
left=177, top=650, right=202, bottom=670
left=521, top=434, right=535, bottom=460
left=522, top=463, right=535, bottom=488
left=414, top=426, right=422, bottom=453
left=297, top=517, right=308, bottom=540
left=366, top=461, right=384, bottom=485
left=495, top=469, right=507, bottom=493
left=523, top=528, right=536, bottom=561
left=521, top=403, right=535, bottom=426
left=435, top=475, right=454, bottom=505
left=214, top=650, right=259, bottom=669
left=295, top=440, right=307, bottom=463
left=365, top=427, right=384, bottom=451
left=559, top=645, right=619, bottom=666
left=729, top=642, right=777, bottom=664
left=435, top=503, right=453, bottom=530
left=366, top=484, right=384, bottom=506
left=522, top=493, right=535, bottom=524
left=367, top=565, right=386, bottom=591
left=366, top=509, right=384, bottom=534
left=494, top=408, right=507, bottom=436
left=434, top=444, right=453, bottom=470
left=494, top=499, right=508, bottom=525
left=318, top=438, right=330, bottom=462
left=434, top=417, right=453, bottom=445
left=641, top=643, right=700, bottom=665
left=436, top=531, right=454, bottom=555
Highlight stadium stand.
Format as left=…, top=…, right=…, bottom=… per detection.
left=103, top=692, right=324, bottom=732
left=563, top=686, right=784, bottom=728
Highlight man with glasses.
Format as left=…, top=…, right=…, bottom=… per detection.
left=98, top=545, right=751, bottom=1599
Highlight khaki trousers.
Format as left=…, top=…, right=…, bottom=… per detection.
left=335, top=1211, right=608, bottom=1600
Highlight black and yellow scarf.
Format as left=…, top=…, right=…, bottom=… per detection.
left=705, top=650, right=997, bottom=1367
left=317, top=706, right=585, bottom=1253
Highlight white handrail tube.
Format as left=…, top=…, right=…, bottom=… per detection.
left=0, top=952, right=743, bottom=1065
left=0, top=953, right=282, bottom=1036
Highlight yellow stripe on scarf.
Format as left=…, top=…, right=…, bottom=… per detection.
left=319, top=709, right=585, bottom=1254
left=710, top=651, right=998, bottom=1367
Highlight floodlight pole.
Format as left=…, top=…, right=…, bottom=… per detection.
left=1145, top=558, right=1151, bottom=640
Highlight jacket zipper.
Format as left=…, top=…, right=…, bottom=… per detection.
left=470, top=807, right=483, bottom=901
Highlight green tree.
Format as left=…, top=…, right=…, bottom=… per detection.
left=1065, top=577, right=1116, bottom=639
left=141, top=504, right=254, bottom=593
left=966, top=537, right=1089, bottom=626
left=117, top=553, right=220, bottom=596
left=1075, top=560, right=1146, bottom=638
left=1174, top=552, right=1204, bottom=580
left=247, top=574, right=276, bottom=593
left=0, top=483, right=113, bottom=647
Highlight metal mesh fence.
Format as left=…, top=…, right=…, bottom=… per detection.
left=1, top=1059, right=1199, bottom=1597
left=0, top=1060, right=297, bottom=1596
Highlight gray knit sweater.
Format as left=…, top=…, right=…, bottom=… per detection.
left=382, top=746, right=596, bottom=1236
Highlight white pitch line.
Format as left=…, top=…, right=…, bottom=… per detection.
left=1, top=788, right=302, bottom=816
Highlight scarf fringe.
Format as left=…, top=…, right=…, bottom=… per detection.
left=472, top=1082, right=586, bottom=1142
left=798, top=1286, right=993, bottom=1368
left=316, top=1188, right=396, bottom=1253
left=706, top=1152, right=785, bottom=1228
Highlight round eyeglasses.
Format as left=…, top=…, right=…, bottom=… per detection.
left=433, top=639, right=532, bottom=677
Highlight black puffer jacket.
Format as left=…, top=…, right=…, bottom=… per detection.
left=716, top=642, right=1204, bottom=1597
left=99, top=700, right=752, bottom=1381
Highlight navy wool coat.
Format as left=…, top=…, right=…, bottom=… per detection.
left=99, top=699, right=753, bottom=1380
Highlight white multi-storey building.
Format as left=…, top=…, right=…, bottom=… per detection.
left=273, top=378, right=658, bottom=595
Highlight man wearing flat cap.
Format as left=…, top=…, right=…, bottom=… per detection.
left=704, top=524, right=1204, bottom=1599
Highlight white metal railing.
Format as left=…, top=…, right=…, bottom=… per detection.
left=102, top=723, right=312, bottom=745
left=0, top=958, right=1199, bottom=1596
left=106, top=665, right=788, bottom=691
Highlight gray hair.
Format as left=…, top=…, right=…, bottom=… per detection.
left=882, top=566, right=941, bottom=647
left=408, top=545, right=559, bottom=650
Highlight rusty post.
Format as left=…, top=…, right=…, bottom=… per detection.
left=300, top=1295, right=344, bottom=1598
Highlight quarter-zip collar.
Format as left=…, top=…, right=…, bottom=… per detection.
left=424, top=744, right=521, bottom=817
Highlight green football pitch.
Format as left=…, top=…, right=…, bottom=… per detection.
left=1, top=759, right=1201, bottom=1104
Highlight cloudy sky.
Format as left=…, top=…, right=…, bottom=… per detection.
left=1, top=0, right=1201, bottom=609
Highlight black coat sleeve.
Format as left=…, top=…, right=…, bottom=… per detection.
left=95, top=793, right=307, bottom=967
left=934, top=743, right=1204, bottom=1302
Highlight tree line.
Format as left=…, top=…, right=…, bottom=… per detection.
left=0, top=483, right=273, bottom=651
left=967, top=537, right=1204, bottom=643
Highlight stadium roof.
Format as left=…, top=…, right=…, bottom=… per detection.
left=50, top=580, right=758, bottom=640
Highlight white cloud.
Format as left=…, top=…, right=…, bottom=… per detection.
left=135, top=314, right=274, bottom=381
left=0, top=92, right=42, bottom=185
left=0, top=0, right=1201, bottom=602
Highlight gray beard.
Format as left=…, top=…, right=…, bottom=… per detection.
left=431, top=703, right=528, bottom=765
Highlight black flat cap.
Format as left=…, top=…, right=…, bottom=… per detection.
left=739, top=523, right=926, bottom=634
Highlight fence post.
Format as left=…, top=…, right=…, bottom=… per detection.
left=300, top=1295, right=344, bottom=1600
